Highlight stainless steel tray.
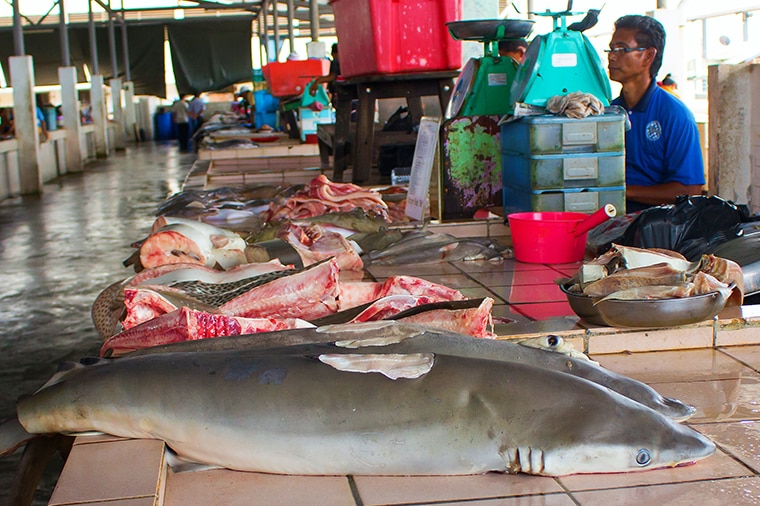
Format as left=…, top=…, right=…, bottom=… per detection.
left=595, top=291, right=728, bottom=328
left=559, top=283, right=606, bottom=326
left=446, top=20, right=534, bottom=42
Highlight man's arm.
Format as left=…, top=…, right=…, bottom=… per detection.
left=626, top=182, right=704, bottom=206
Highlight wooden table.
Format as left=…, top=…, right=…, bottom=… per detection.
left=332, top=70, right=458, bottom=183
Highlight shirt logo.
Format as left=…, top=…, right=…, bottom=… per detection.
left=646, top=121, right=662, bottom=141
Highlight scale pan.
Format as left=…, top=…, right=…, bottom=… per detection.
left=447, top=19, right=534, bottom=42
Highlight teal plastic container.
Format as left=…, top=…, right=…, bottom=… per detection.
left=503, top=184, right=626, bottom=215
left=43, top=107, right=57, bottom=131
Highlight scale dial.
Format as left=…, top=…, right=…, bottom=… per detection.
left=446, top=58, right=478, bottom=118
left=510, top=36, right=542, bottom=105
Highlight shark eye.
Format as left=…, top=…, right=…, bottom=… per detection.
left=636, top=448, right=652, bottom=466
left=546, top=335, right=560, bottom=347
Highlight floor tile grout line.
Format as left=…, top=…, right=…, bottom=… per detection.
left=347, top=475, right=365, bottom=506
left=355, top=491, right=577, bottom=506
left=694, top=429, right=760, bottom=476
left=716, top=347, right=760, bottom=375
left=559, top=474, right=760, bottom=497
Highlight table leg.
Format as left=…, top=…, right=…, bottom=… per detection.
left=317, top=136, right=331, bottom=170
left=437, top=78, right=455, bottom=117
left=406, top=96, right=424, bottom=124
left=353, top=85, right=376, bottom=184
left=333, top=90, right=353, bottom=182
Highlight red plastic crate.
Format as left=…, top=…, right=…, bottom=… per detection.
left=262, top=60, right=331, bottom=97
left=330, top=0, right=462, bottom=78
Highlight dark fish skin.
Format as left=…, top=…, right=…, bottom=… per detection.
left=168, top=268, right=298, bottom=307
left=362, top=231, right=510, bottom=265
left=308, top=298, right=487, bottom=326
left=124, top=323, right=696, bottom=421
left=91, top=279, right=128, bottom=339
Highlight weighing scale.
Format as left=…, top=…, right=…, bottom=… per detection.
left=445, top=19, right=535, bottom=118
left=510, top=2, right=611, bottom=111
left=438, top=19, right=534, bottom=220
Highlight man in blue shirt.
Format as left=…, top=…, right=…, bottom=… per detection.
left=608, top=15, right=705, bottom=213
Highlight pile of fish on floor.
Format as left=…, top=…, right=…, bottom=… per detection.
left=102, top=174, right=511, bottom=355
left=0, top=175, right=718, bottom=480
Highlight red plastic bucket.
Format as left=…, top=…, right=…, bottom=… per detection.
left=508, top=212, right=589, bottom=264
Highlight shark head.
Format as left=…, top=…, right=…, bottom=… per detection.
left=513, top=388, right=716, bottom=476
left=536, top=422, right=715, bottom=476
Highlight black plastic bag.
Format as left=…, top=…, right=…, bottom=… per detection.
left=617, top=195, right=747, bottom=260
left=382, top=106, right=414, bottom=132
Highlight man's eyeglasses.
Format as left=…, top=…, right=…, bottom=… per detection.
left=604, top=47, right=649, bottom=54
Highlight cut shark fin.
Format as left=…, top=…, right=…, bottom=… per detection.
left=319, top=320, right=426, bottom=348
left=318, top=353, right=434, bottom=379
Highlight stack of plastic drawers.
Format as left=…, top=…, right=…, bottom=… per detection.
left=501, top=112, right=626, bottom=215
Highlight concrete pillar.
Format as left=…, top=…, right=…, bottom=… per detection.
left=9, top=56, right=42, bottom=195
left=137, top=97, right=156, bottom=141
left=58, top=66, right=83, bottom=173
left=707, top=63, right=760, bottom=213
left=123, top=81, right=137, bottom=142
left=110, top=78, right=125, bottom=150
left=90, top=74, right=110, bottom=157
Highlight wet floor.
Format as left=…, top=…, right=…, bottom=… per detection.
left=0, top=142, right=195, bottom=505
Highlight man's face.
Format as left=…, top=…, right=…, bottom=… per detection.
left=607, top=27, right=654, bottom=84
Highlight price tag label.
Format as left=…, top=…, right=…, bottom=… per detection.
left=405, top=116, right=441, bottom=221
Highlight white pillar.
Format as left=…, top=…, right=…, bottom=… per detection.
left=9, top=55, right=42, bottom=195
left=137, top=97, right=156, bottom=140
left=110, top=77, right=125, bottom=149
left=58, top=66, right=83, bottom=172
left=123, top=81, right=137, bottom=142
left=707, top=63, right=759, bottom=212
left=90, top=74, right=110, bottom=157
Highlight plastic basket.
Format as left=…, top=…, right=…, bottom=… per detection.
left=330, top=0, right=462, bottom=78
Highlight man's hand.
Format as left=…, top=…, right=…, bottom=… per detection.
left=626, top=182, right=705, bottom=206
left=309, top=80, right=321, bottom=96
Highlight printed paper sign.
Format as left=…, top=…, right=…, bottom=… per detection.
left=405, top=116, right=441, bottom=221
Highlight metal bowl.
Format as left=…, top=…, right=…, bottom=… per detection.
left=446, top=20, right=535, bottom=42
left=559, top=283, right=607, bottom=326
left=595, top=291, right=729, bottom=328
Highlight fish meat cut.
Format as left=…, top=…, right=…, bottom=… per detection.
left=219, top=258, right=340, bottom=320
left=140, top=217, right=247, bottom=270
left=396, top=297, right=495, bottom=338
left=101, top=306, right=313, bottom=357
left=266, top=175, right=390, bottom=223
left=278, top=223, right=364, bottom=271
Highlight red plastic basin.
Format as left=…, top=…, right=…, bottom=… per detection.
left=262, top=60, right=330, bottom=98
left=508, top=212, right=589, bottom=264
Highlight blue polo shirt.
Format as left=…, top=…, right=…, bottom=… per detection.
left=612, top=81, right=705, bottom=187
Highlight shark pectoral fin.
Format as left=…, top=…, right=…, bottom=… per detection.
left=165, top=447, right=225, bottom=473
left=0, top=416, right=36, bottom=457
left=318, top=353, right=435, bottom=380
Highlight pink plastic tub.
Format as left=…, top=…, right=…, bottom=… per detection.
left=508, top=212, right=590, bottom=264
